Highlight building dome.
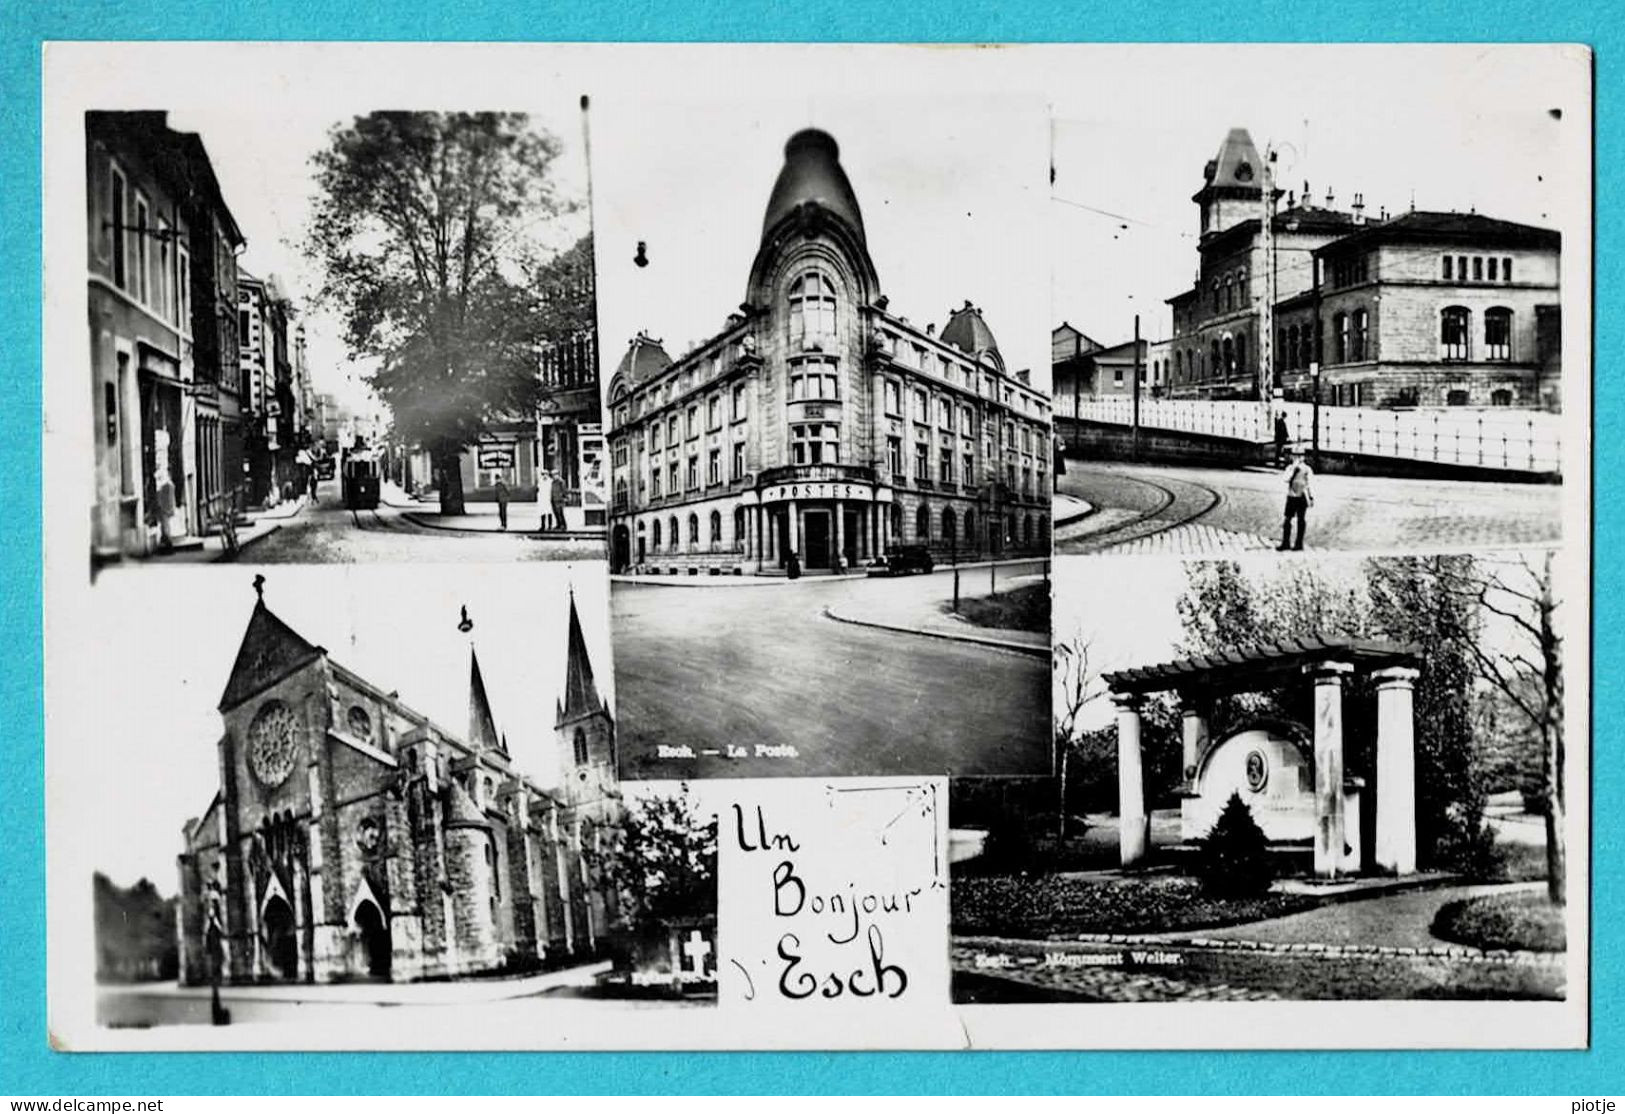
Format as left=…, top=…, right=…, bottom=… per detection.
left=611, top=333, right=673, bottom=387
left=760, top=129, right=867, bottom=247
left=941, top=301, right=1001, bottom=366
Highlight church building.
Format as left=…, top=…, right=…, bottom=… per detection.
left=175, top=584, right=619, bottom=985
left=605, top=129, right=1053, bottom=575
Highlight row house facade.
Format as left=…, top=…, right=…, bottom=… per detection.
left=604, top=129, right=1052, bottom=576
left=86, top=111, right=244, bottom=562
left=237, top=271, right=317, bottom=506
left=178, top=590, right=620, bottom=985
left=1154, top=127, right=1562, bottom=411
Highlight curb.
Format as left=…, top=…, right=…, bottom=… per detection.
left=399, top=512, right=604, bottom=541
left=1053, top=500, right=1098, bottom=530
left=822, top=605, right=1049, bottom=657
left=214, top=522, right=282, bottom=563
left=955, top=934, right=1564, bottom=968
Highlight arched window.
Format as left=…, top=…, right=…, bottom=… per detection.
left=1174, top=350, right=1184, bottom=382
left=1351, top=308, right=1369, bottom=362
left=1330, top=312, right=1347, bottom=363
left=652, top=518, right=662, bottom=549
left=1441, top=306, right=1470, bottom=361
left=1224, top=274, right=1234, bottom=311
left=942, top=508, right=957, bottom=546
left=709, top=509, right=722, bottom=546
left=1024, top=515, right=1034, bottom=546
left=1039, top=516, right=1049, bottom=547
left=788, top=271, right=838, bottom=348
left=1221, top=335, right=1234, bottom=376
left=668, top=515, right=679, bottom=551
left=1210, top=340, right=1220, bottom=377
left=916, top=504, right=930, bottom=542
left=687, top=513, right=699, bottom=547
left=573, top=727, right=588, bottom=766
left=1491, top=388, right=1513, bottom=406
left=963, top=509, right=976, bottom=545
left=1300, top=327, right=1313, bottom=370
left=733, top=506, right=746, bottom=547
left=889, top=503, right=903, bottom=543
left=1484, top=307, right=1512, bottom=361
left=1234, top=332, right=1247, bottom=375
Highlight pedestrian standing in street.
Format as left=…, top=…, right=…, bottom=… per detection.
left=1273, top=411, right=1290, bottom=467
left=1053, top=432, right=1066, bottom=491
left=494, top=476, right=510, bottom=531
left=151, top=424, right=175, bottom=549
left=549, top=470, right=568, bottom=535
left=1279, top=447, right=1314, bottom=551
left=537, top=469, right=554, bottom=532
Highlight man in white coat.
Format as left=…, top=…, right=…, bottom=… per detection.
left=537, top=469, right=555, bottom=532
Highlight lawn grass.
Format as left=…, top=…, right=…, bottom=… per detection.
left=948, top=581, right=1050, bottom=634
left=952, top=874, right=1321, bottom=938
left=1431, top=889, right=1566, bottom=953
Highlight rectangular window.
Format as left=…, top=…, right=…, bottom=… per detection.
left=110, top=165, right=127, bottom=288
left=1472, top=257, right=1483, bottom=282
left=1487, top=257, right=1498, bottom=281
left=708, top=397, right=720, bottom=430
left=650, top=423, right=661, bottom=451
left=134, top=194, right=150, bottom=305
left=913, top=388, right=928, bottom=422
left=1441, top=307, right=1470, bottom=361
left=732, top=441, right=745, bottom=479
left=963, top=452, right=974, bottom=485
left=708, top=448, right=720, bottom=485
left=1457, top=255, right=1467, bottom=281
left=1484, top=309, right=1512, bottom=361
left=939, top=448, right=953, bottom=484
left=651, top=469, right=661, bottom=498
left=157, top=218, right=172, bottom=322
left=176, top=245, right=191, bottom=330
left=1503, top=257, right=1513, bottom=282
left=1442, top=256, right=1453, bottom=281
left=687, top=455, right=698, bottom=489
left=1113, top=367, right=1123, bottom=384
left=884, top=380, right=901, bottom=415
left=668, top=461, right=679, bottom=493
left=686, top=406, right=698, bottom=439
left=887, top=436, right=903, bottom=477
left=732, top=383, right=746, bottom=421
left=914, top=441, right=928, bottom=480
left=668, top=416, right=679, bottom=445
left=961, top=405, right=975, bottom=435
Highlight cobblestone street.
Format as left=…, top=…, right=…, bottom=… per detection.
left=1056, top=461, right=1563, bottom=556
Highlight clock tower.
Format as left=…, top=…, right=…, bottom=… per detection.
left=1194, top=127, right=1266, bottom=240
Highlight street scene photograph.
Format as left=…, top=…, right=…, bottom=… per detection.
left=1049, top=47, right=1585, bottom=557
left=77, top=96, right=605, bottom=570
left=593, top=90, right=1054, bottom=778
left=950, top=550, right=1578, bottom=1007
left=54, top=563, right=721, bottom=1048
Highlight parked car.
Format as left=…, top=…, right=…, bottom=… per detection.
left=868, top=544, right=935, bottom=576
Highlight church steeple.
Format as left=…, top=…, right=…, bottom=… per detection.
left=461, top=605, right=507, bottom=758
left=556, top=591, right=604, bottom=727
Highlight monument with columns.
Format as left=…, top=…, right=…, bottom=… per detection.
left=1102, top=637, right=1421, bottom=880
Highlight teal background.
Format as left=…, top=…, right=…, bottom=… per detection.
left=1, top=2, right=1614, bottom=1095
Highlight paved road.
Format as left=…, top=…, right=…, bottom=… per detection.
left=613, top=561, right=1051, bottom=778
left=239, top=478, right=607, bottom=563
left=1056, top=461, right=1563, bottom=556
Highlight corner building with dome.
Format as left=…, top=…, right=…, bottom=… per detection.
left=175, top=589, right=619, bottom=985
left=604, top=129, right=1052, bottom=576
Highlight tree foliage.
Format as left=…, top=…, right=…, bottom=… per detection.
left=588, top=786, right=718, bottom=935
left=1196, top=793, right=1273, bottom=896
left=304, top=112, right=579, bottom=513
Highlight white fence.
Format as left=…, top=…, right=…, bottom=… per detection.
left=1064, top=397, right=1563, bottom=474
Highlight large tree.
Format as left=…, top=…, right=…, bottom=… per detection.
left=304, top=112, right=573, bottom=514
left=588, top=786, right=718, bottom=937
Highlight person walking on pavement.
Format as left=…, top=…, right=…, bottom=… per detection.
left=549, top=470, right=568, bottom=535
left=494, top=476, right=510, bottom=531
left=536, top=470, right=554, bottom=531
left=1273, top=411, right=1290, bottom=467
left=1279, top=447, right=1314, bottom=551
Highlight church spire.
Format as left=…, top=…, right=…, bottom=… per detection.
left=461, top=606, right=507, bottom=757
left=556, top=592, right=604, bottom=726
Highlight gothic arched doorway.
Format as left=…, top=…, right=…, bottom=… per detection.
left=354, top=899, right=392, bottom=979
left=261, top=895, right=298, bottom=980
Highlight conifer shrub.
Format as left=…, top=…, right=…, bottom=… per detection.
left=1196, top=792, right=1273, bottom=896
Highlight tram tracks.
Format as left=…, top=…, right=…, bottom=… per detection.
left=1057, top=471, right=1226, bottom=553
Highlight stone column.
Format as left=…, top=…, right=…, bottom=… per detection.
left=787, top=499, right=800, bottom=561
left=833, top=499, right=844, bottom=567
left=1311, top=662, right=1354, bottom=879
left=1178, top=694, right=1210, bottom=793
left=1112, top=692, right=1149, bottom=867
left=1373, top=665, right=1420, bottom=875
